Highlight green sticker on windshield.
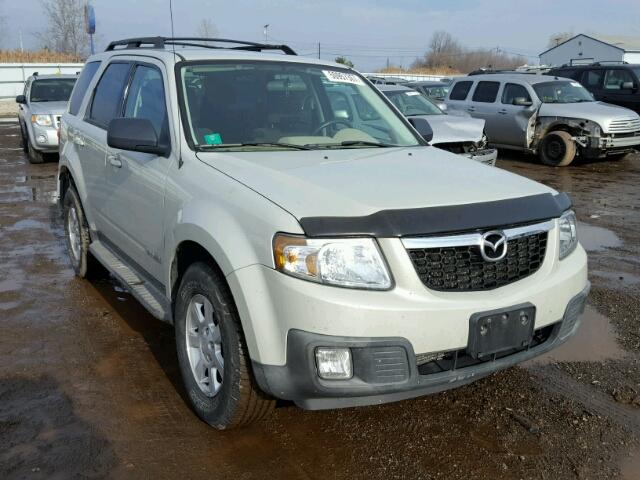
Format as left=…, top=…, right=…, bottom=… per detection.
left=204, top=133, right=223, bottom=145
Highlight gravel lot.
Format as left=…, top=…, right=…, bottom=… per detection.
left=0, top=122, right=638, bottom=479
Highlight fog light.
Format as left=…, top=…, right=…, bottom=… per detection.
left=315, top=347, right=352, bottom=380
left=37, top=134, right=47, bottom=144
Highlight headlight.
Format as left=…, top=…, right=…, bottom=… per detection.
left=558, top=210, right=578, bottom=260
left=273, top=234, right=392, bottom=290
left=31, top=114, right=52, bottom=127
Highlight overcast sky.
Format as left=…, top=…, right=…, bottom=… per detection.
left=2, top=0, right=640, bottom=70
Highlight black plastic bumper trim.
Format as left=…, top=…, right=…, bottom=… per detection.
left=299, top=192, right=572, bottom=238
left=252, top=282, right=590, bottom=410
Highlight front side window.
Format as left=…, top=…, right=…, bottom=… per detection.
left=450, top=81, right=473, bottom=100
left=603, top=69, right=635, bottom=90
left=88, top=62, right=131, bottom=128
left=384, top=90, right=443, bottom=116
left=178, top=62, right=421, bottom=150
left=69, top=61, right=101, bottom=115
left=502, top=83, right=531, bottom=104
left=533, top=81, right=594, bottom=103
left=472, top=81, right=500, bottom=103
left=124, top=65, right=169, bottom=144
left=29, top=78, right=77, bottom=102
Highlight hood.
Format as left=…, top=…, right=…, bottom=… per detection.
left=196, top=146, right=554, bottom=219
left=538, top=101, right=640, bottom=133
left=29, top=101, right=68, bottom=115
left=414, top=114, right=485, bottom=144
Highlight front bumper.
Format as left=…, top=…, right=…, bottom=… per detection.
left=462, top=147, right=497, bottom=166
left=30, top=124, right=59, bottom=151
left=252, top=283, right=590, bottom=409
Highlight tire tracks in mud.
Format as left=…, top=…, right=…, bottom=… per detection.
left=529, top=364, right=640, bottom=434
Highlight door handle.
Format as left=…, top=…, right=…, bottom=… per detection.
left=107, top=153, right=122, bottom=168
left=73, top=134, right=85, bottom=146
left=498, top=109, right=508, bottom=115
left=467, top=107, right=475, bottom=112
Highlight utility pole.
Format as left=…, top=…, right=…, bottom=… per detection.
left=263, top=24, right=269, bottom=43
left=19, top=30, right=24, bottom=52
left=317, top=42, right=321, bottom=59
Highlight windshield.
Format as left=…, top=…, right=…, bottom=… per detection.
left=29, top=78, right=76, bottom=102
left=383, top=90, right=443, bottom=116
left=533, top=81, right=594, bottom=104
left=178, top=62, right=421, bottom=151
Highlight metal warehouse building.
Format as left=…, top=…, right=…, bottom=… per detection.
left=540, top=34, right=640, bottom=67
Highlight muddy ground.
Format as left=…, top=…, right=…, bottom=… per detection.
left=0, top=121, right=639, bottom=479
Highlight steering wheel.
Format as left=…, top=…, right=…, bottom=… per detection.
left=312, top=119, right=352, bottom=136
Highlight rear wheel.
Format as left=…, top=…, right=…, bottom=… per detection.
left=539, top=131, right=576, bottom=167
left=175, top=262, right=274, bottom=429
left=63, top=186, right=101, bottom=278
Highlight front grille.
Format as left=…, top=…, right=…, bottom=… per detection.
left=608, top=117, right=640, bottom=133
left=406, top=230, right=548, bottom=292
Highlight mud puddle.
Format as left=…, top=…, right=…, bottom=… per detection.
left=526, top=305, right=625, bottom=365
left=578, top=222, right=623, bottom=252
left=622, top=448, right=640, bottom=480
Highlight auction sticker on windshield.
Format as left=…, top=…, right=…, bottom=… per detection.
left=405, top=91, right=420, bottom=96
left=323, top=70, right=364, bottom=85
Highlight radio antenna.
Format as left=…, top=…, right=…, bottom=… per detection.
left=168, top=0, right=183, bottom=168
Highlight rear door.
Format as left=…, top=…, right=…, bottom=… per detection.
left=80, top=61, right=133, bottom=232
left=101, top=60, right=174, bottom=280
left=468, top=80, right=502, bottom=139
left=492, top=82, right=536, bottom=147
left=600, top=68, right=640, bottom=112
left=445, top=79, right=474, bottom=115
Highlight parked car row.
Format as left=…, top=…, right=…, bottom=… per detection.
left=445, top=72, right=640, bottom=166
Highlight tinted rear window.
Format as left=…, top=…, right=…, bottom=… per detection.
left=68, top=61, right=101, bottom=115
left=88, top=62, right=131, bottom=128
left=472, top=81, right=500, bottom=103
left=449, top=81, right=473, bottom=100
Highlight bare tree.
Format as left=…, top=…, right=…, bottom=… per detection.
left=413, top=31, right=524, bottom=73
left=547, top=32, right=574, bottom=48
left=197, top=19, right=217, bottom=39
left=38, top=0, right=88, bottom=58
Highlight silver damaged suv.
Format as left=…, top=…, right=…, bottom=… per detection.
left=58, top=37, right=589, bottom=429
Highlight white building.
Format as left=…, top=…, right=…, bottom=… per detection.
left=539, top=34, right=640, bottom=67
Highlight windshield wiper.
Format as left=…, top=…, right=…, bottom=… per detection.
left=335, top=140, right=398, bottom=148
left=198, top=142, right=313, bottom=151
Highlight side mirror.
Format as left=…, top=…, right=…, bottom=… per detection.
left=107, top=118, right=167, bottom=156
left=407, top=117, right=433, bottom=143
left=622, top=81, right=635, bottom=90
left=15, top=95, right=26, bottom=104
left=513, top=97, right=533, bottom=107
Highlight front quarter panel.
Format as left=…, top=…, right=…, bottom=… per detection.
left=163, top=154, right=303, bottom=290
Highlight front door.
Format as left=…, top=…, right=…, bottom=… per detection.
left=492, top=82, right=537, bottom=147
left=600, top=68, right=640, bottom=113
left=101, top=62, right=174, bottom=281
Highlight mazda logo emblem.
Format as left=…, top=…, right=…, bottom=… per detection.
left=480, top=230, right=507, bottom=262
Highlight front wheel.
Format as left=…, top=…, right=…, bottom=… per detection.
left=174, top=262, right=274, bottom=429
left=539, top=131, right=576, bottom=166
left=26, top=138, right=45, bottom=164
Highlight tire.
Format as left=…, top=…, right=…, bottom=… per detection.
left=175, top=262, right=274, bottom=429
left=63, top=186, right=100, bottom=278
left=26, top=138, right=45, bottom=164
left=539, top=130, right=576, bottom=167
left=20, top=123, right=28, bottom=153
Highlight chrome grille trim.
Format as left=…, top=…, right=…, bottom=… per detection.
left=608, top=118, right=640, bottom=134
left=401, top=219, right=555, bottom=250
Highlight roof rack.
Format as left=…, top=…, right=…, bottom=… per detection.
left=105, top=36, right=297, bottom=55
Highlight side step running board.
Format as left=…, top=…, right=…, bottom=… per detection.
left=89, top=241, right=172, bottom=323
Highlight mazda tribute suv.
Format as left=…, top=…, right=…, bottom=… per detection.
left=58, top=37, right=589, bottom=429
